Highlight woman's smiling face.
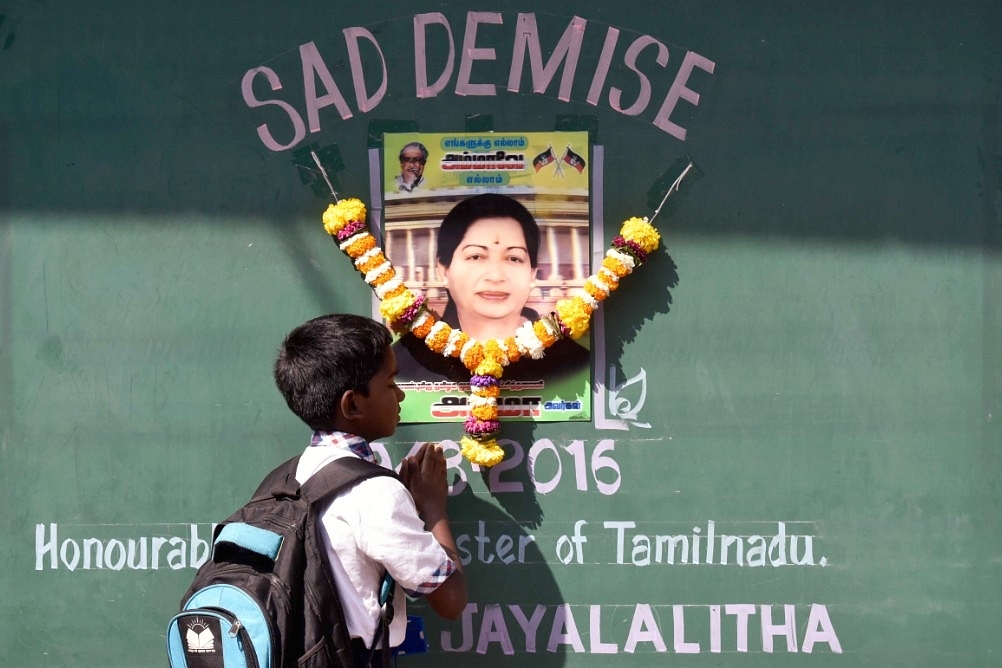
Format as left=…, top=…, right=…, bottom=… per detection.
left=437, top=216, right=536, bottom=334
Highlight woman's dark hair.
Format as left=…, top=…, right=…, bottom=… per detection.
left=273, top=313, right=391, bottom=431
left=436, top=193, right=541, bottom=326
left=436, top=194, right=540, bottom=269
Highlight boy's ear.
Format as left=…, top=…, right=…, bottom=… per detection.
left=339, top=389, right=363, bottom=420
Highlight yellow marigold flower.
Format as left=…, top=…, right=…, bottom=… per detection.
left=482, top=339, right=505, bottom=364
left=323, top=198, right=367, bottom=235
left=379, top=292, right=416, bottom=324
left=475, top=357, right=503, bottom=378
left=555, top=296, right=594, bottom=340
left=461, top=436, right=505, bottom=467
left=619, top=216, right=661, bottom=254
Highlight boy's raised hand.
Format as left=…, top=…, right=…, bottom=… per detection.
left=401, top=442, right=468, bottom=619
left=400, top=442, right=448, bottom=521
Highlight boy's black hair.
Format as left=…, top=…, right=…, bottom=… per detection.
left=273, top=313, right=392, bottom=431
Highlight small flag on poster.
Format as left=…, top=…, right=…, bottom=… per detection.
left=562, top=147, right=586, bottom=173
left=533, top=147, right=556, bottom=172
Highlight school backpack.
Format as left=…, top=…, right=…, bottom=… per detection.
left=166, top=454, right=397, bottom=668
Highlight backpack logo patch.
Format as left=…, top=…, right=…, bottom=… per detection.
left=184, top=617, right=219, bottom=654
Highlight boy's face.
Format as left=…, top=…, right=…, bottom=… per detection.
left=353, top=346, right=405, bottom=442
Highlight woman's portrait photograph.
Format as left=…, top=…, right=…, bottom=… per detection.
left=379, top=131, right=593, bottom=424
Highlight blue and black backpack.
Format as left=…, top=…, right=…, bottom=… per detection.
left=166, top=455, right=397, bottom=668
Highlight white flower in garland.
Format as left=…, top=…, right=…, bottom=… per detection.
left=514, top=320, right=546, bottom=360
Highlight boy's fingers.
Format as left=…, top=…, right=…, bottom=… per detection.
left=423, top=445, right=443, bottom=467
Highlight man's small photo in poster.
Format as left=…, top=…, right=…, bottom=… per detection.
left=395, top=142, right=427, bottom=193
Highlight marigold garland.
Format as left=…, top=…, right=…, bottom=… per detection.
left=322, top=198, right=661, bottom=467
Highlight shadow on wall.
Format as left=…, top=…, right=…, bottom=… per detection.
left=394, top=419, right=568, bottom=665
left=411, top=488, right=568, bottom=665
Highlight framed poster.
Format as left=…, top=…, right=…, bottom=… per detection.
left=377, top=131, right=592, bottom=424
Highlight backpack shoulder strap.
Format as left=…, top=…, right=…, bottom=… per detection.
left=298, top=456, right=400, bottom=668
left=301, top=456, right=400, bottom=507
left=302, top=457, right=401, bottom=667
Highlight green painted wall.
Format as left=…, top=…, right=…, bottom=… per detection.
left=1, top=2, right=1000, bottom=665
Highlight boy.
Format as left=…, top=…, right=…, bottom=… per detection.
left=273, top=313, right=467, bottom=667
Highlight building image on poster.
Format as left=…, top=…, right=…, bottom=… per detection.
left=379, top=131, right=592, bottom=425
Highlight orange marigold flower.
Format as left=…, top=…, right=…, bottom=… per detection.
left=471, top=403, right=498, bottom=421
left=343, top=234, right=377, bottom=259
left=411, top=313, right=435, bottom=339
left=503, top=337, right=521, bottom=363
left=355, top=251, right=388, bottom=274
left=426, top=323, right=452, bottom=353
left=449, top=331, right=470, bottom=358
left=584, top=280, right=609, bottom=302
left=461, top=341, right=485, bottom=372
left=602, top=254, right=631, bottom=277
left=534, top=320, right=559, bottom=347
